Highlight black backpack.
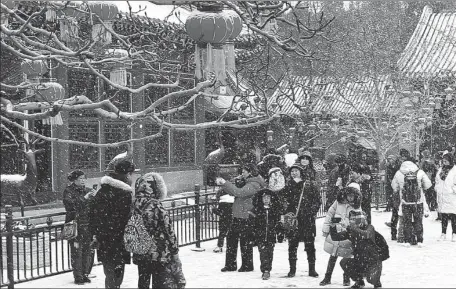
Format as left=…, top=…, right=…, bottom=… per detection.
left=374, top=231, right=390, bottom=261
left=402, top=172, right=420, bottom=203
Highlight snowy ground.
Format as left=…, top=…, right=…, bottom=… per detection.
left=14, top=210, right=456, bottom=288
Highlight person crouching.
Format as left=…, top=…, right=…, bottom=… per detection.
left=330, top=210, right=383, bottom=289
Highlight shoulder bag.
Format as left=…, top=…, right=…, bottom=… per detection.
left=281, top=182, right=306, bottom=232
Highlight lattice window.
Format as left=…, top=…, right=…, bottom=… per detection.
left=68, top=70, right=98, bottom=118
left=172, top=130, right=195, bottom=165
left=102, top=71, right=131, bottom=112
left=69, top=122, right=99, bottom=169
left=103, top=122, right=131, bottom=167
left=169, top=78, right=195, bottom=123
left=144, top=74, right=169, bottom=112
left=144, top=123, right=169, bottom=166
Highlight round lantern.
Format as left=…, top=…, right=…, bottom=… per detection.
left=88, top=2, right=119, bottom=45
left=21, top=60, right=48, bottom=80
left=59, top=3, right=84, bottom=43
left=0, top=0, right=15, bottom=27
left=444, top=87, right=454, bottom=101
left=37, top=82, right=65, bottom=126
left=185, top=4, right=242, bottom=82
left=105, top=49, right=131, bottom=86
left=267, top=130, right=273, bottom=142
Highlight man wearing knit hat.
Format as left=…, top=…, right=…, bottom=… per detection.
left=90, top=155, right=136, bottom=289
left=329, top=209, right=383, bottom=289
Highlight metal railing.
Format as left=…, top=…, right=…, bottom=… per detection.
left=1, top=182, right=386, bottom=288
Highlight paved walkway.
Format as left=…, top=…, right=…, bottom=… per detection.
left=13, top=210, right=456, bottom=288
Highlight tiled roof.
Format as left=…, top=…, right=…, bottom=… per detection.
left=398, top=6, right=456, bottom=77
left=269, top=76, right=398, bottom=116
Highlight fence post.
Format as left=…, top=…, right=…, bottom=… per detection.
left=6, top=205, right=14, bottom=289
left=192, top=184, right=205, bottom=252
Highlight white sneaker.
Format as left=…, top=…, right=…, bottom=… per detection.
left=438, top=233, right=446, bottom=241
left=417, top=242, right=424, bottom=248
left=452, top=234, right=456, bottom=242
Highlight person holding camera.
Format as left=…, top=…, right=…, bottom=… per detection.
left=329, top=209, right=383, bottom=289
left=213, top=188, right=234, bottom=253
left=63, top=170, right=96, bottom=285
left=216, top=164, right=266, bottom=273
left=320, top=187, right=360, bottom=287
left=284, top=159, right=321, bottom=278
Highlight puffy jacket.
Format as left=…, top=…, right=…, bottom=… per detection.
left=322, top=200, right=355, bottom=258
left=222, top=175, right=266, bottom=219
left=89, top=176, right=132, bottom=264
left=132, top=172, right=179, bottom=265
left=63, top=183, right=92, bottom=225
left=391, top=161, right=432, bottom=210
left=250, top=189, right=285, bottom=243
left=435, top=166, right=456, bottom=214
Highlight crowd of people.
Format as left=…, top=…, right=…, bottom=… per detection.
left=63, top=157, right=186, bottom=289
left=210, top=145, right=456, bottom=288
left=62, top=143, right=456, bottom=289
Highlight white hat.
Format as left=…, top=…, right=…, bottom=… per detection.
left=347, top=182, right=361, bottom=191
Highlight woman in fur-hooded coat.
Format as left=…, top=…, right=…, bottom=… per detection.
left=132, top=172, right=185, bottom=289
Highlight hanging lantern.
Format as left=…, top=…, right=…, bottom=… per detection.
left=357, top=130, right=367, bottom=137
left=0, top=0, right=15, bottom=27
left=59, top=3, right=84, bottom=43
left=21, top=59, right=48, bottom=80
left=36, top=82, right=65, bottom=126
left=88, top=2, right=119, bottom=45
left=267, top=130, right=273, bottom=142
left=444, top=87, right=454, bottom=101
left=185, top=4, right=242, bottom=83
left=105, top=49, right=131, bottom=86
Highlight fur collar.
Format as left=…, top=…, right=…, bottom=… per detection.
left=100, top=176, right=133, bottom=192
left=134, top=172, right=168, bottom=200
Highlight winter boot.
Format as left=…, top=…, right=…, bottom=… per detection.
left=319, top=257, right=336, bottom=286
left=351, top=279, right=365, bottom=289
left=287, top=259, right=297, bottom=277
left=343, top=274, right=350, bottom=286
left=308, top=262, right=319, bottom=277
left=262, top=271, right=270, bottom=280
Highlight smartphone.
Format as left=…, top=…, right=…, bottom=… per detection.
left=331, top=217, right=342, bottom=223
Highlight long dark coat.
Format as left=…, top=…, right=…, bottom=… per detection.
left=62, top=183, right=92, bottom=243
left=285, top=179, right=322, bottom=242
left=250, top=189, right=286, bottom=244
left=89, top=176, right=132, bottom=264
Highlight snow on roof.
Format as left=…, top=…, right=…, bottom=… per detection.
left=398, top=6, right=456, bottom=77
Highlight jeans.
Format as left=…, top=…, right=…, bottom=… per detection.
left=225, top=218, right=253, bottom=270
left=102, top=262, right=125, bottom=289
left=70, top=224, right=92, bottom=281
left=217, top=202, right=233, bottom=248
left=441, top=213, right=456, bottom=234
left=402, top=203, right=424, bottom=244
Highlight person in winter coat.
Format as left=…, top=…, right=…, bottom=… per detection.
left=391, top=160, right=432, bottom=247
left=250, top=183, right=286, bottom=280
left=320, top=187, right=360, bottom=286
left=420, top=149, right=438, bottom=211
left=385, top=155, right=400, bottom=214
left=63, top=170, right=96, bottom=285
left=216, top=163, right=266, bottom=272
left=435, top=153, right=456, bottom=242
left=89, top=159, right=135, bottom=289
left=349, top=164, right=373, bottom=224
left=330, top=209, right=383, bottom=289
left=132, top=172, right=186, bottom=289
left=213, top=187, right=234, bottom=253
left=324, top=153, right=339, bottom=212
left=285, top=160, right=322, bottom=278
